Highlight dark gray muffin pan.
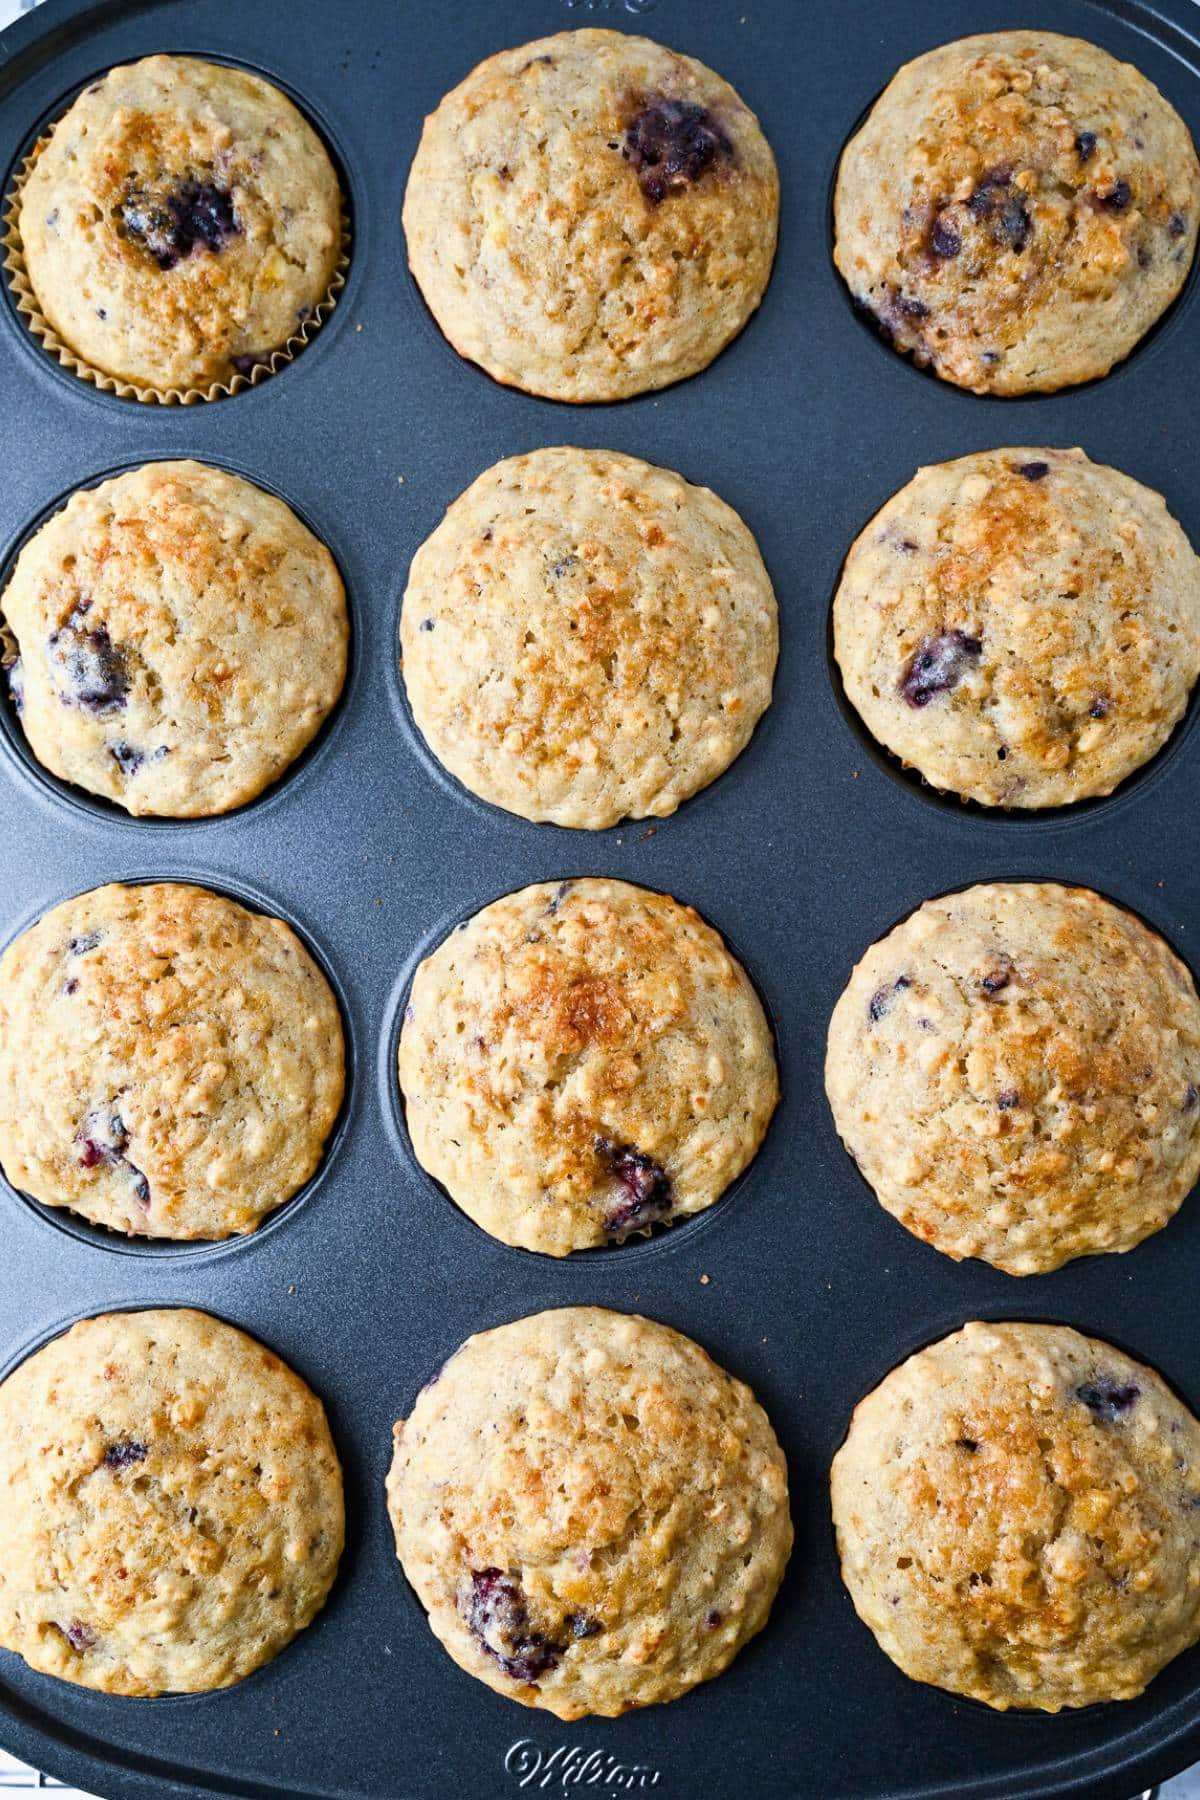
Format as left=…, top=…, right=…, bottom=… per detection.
left=0, top=1, right=1199, bottom=1796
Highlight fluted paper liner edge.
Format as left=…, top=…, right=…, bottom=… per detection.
left=2, top=133, right=350, bottom=405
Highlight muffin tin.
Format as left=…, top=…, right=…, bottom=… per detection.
left=0, top=0, right=1198, bottom=1796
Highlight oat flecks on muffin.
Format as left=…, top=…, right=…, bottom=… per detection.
left=825, top=882, right=1200, bottom=1275
left=399, top=879, right=777, bottom=1255
left=0, top=1308, right=343, bottom=1696
left=833, top=31, right=1200, bottom=394
left=1, top=461, right=348, bottom=817
left=400, top=447, right=778, bottom=828
left=17, top=55, right=343, bottom=392
left=402, top=29, right=779, bottom=400
left=0, top=882, right=344, bottom=1240
left=833, top=448, right=1200, bottom=808
left=387, top=1307, right=792, bottom=1717
left=831, top=1321, right=1200, bottom=1710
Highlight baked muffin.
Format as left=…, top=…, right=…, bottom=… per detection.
left=831, top=1320, right=1200, bottom=1710
left=0, top=1308, right=343, bottom=1695
left=825, top=882, right=1200, bottom=1274
left=833, top=448, right=1200, bottom=808
left=401, top=447, right=777, bottom=827
left=1, top=461, right=348, bottom=816
left=15, top=55, right=343, bottom=393
left=387, top=1307, right=791, bottom=1717
left=0, top=882, right=344, bottom=1239
left=399, top=878, right=777, bottom=1255
left=834, top=31, right=1200, bottom=394
left=403, top=29, right=778, bottom=400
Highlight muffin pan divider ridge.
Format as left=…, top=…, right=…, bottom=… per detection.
left=1, top=1, right=1199, bottom=1797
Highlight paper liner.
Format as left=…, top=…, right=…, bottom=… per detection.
left=2, top=133, right=350, bottom=405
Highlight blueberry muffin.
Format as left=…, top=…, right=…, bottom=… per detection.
left=403, top=29, right=778, bottom=400
left=401, top=447, right=777, bottom=827
left=825, top=882, right=1200, bottom=1274
left=0, top=1308, right=343, bottom=1695
left=833, top=448, right=1200, bottom=808
left=832, top=1321, right=1200, bottom=1709
left=834, top=31, right=1200, bottom=393
left=1, top=462, right=348, bottom=816
left=387, top=1307, right=792, bottom=1717
left=15, top=56, right=343, bottom=394
left=0, top=882, right=344, bottom=1239
left=400, top=879, right=776, bottom=1256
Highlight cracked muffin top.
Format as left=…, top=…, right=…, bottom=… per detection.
left=16, top=55, right=343, bottom=393
left=402, top=29, right=779, bottom=400
left=1, top=461, right=348, bottom=817
left=387, top=1306, right=792, bottom=1718
left=831, top=1321, right=1200, bottom=1710
left=399, top=879, right=777, bottom=1256
left=0, top=1308, right=343, bottom=1696
left=834, top=31, right=1200, bottom=394
left=0, top=882, right=344, bottom=1240
left=833, top=448, right=1200, bottom=809
left=400, top=447, right=777, bottom=828
left=825, top=882, right=1200, bottom=1275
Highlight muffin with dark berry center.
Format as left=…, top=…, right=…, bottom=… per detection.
left=403, top=29, right=778, bottom=400
left=14, top=55, right=343, bottom=393
left=834, top=31, right=1200, bottom=393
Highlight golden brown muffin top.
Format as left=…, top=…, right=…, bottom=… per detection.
left=835, top=31, right=1200, bottom=392
left=832, top=1321, right=1200, bottom=1709
left=388, top=1307, right=792, bottom=1717
left=0, top=882, right=344, bottom=1239
left=0, top=1308, right=343, bottom=1695
left=826, top=882, right=1200, bottom=1273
